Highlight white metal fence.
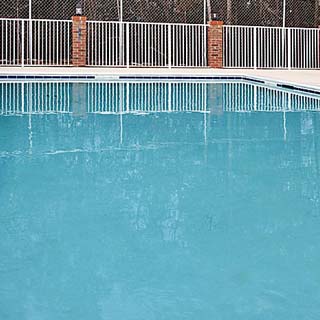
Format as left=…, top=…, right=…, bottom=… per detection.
left=0, top=18, right=320, bottom=69
left=0, top=18, right=25, bottom=65
left=87, top=21, right=208, bottom=67
left=0, top=18, right=71, bottom=66
left=30, top=19, right=72, bottom=66
left=224, top=25, right=320, bottom=69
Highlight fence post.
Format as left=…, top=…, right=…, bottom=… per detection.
left=208, top=20, right=224, bottom=68
left=126, top=22, right=130, bottom=68
left=203, top=25, right=207, bottom=67
left=72, top=15, right=87, bottom=67
left=21, top=21, right=25, bottom=67
left=168, top=24, right=172, bottom=68
left=288, top=28, right=291, bottom=70
left=253, top=26, right=257, bottom=69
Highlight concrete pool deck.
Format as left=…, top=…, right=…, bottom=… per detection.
left=0, top=67, right=319, bottom=89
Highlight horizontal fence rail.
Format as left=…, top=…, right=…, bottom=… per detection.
left=224, top=25, right=320, bottom=69
left=87, top=21, right=207, bottom=68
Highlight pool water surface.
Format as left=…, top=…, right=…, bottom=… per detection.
left=1, top=81, right=320, bottom=320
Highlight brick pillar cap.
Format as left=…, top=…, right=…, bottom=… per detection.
left=72, top=15, right=87, bottom=21
left=209, top=20, right=224, bottom=26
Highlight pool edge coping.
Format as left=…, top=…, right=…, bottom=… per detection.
left=0, top=72, right=319, bottom=96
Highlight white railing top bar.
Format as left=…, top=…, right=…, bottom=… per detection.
left=0, top=17, right=318, bottom=30
left=224, top=24, right=320, bottom=31
left=86, top=20, right=208, bottom=27
left=0, top=17, right=72, bottom=23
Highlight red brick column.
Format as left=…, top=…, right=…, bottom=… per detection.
left=208, top=20, right=224, bottom=68
left=72, top=16, right=87, bottom=67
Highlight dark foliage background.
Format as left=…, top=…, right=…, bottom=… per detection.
left=0, top=0, right=319, bottom=27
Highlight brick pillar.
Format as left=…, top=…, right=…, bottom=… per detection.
left=208, top=20, right=224, bottom=68
left=72, top=16, right=87, bottom=67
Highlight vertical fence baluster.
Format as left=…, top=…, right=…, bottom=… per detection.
left=288, top=28, right=291, bottom=70
left=254, top=26, right=257, bottom=69
left=168, top=24, right=172, bottom=68
left=126, top=22, right=130, bottom=68
left=21, top=21, right=24, bottom=67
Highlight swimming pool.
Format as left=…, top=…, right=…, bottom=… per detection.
left=1, top=80, right=320, bottom=319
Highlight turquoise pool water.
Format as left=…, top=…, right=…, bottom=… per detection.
left=1, top=81, right=320, bottom=319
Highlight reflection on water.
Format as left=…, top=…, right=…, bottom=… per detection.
left=1, top=81, right=320, bottom=116
left=1, top=81, right=320, bottom=320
